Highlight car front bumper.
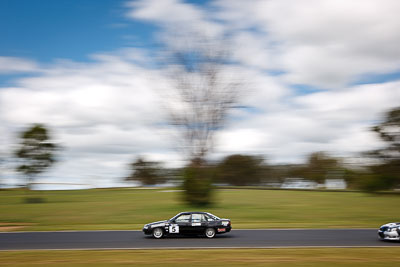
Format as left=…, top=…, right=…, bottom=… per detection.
left=378, top=230, right=400, bottom=240
left=143, top=227, right=152, bottom=235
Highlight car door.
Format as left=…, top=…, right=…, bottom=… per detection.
left=172, top=213, right=191, bottom=234
left=190, top=213, right=206, bottom=234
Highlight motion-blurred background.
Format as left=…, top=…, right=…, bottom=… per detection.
left=0, top=0, right=399, bottom=220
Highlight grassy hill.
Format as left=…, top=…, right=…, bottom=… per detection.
left=1, top=188, right=399, bottom=231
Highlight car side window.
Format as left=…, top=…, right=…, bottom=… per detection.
left=204, top=214, right=214, bottom=222
left=175, top=214, right=191, bottom=223
left=191, top=214, right=202, bottom=223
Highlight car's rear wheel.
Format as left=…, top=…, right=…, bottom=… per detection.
left=152, top=228, right=164, bottom=239
left=205, top=228, right=216, bottom=238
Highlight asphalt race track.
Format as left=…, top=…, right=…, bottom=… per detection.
left=0, top=229, right=398, bottom=250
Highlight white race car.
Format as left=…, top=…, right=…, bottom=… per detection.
left=378, top=222, right=400, bottom=241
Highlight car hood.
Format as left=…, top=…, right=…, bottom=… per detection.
left=380, top=222, right=400, bottom=228
left=146, top=220, right=168, bottom=227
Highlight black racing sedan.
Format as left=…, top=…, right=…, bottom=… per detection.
left=142, top=211, right=231, bottom=238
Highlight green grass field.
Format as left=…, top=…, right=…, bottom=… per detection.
left=1, top=248, right=399, bottom=266
left=0, top=188, right=399, bottom=231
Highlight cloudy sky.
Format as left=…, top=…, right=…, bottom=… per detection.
left=1, top=0, right=400, bottom=188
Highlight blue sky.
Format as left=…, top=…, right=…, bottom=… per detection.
left=2, top=0, right=400, bottom=86
left=0, top=0, right=156, bottom=63
left=1, top=0, right=400, bottom=188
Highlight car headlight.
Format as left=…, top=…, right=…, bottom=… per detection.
left=390, top=228, right=397, bottom=232
left=144, top=225, right=149, bottom=229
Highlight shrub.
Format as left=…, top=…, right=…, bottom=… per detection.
left=182, top=163, right=214, bottom=206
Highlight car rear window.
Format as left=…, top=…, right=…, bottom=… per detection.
left=192, top=214, right=202, bottom=222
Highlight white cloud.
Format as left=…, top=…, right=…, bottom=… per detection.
left=0, top=51, right=183, bottom=187
left=214, top=0, right=400, bottom=88
left=0, top=57, right=39, bottom=73
left=127, top=0, right=204, bottom=24
left=216, top=80, right=400, bottom=163
left=127, top=0, right=400, bottom=88
left=294, top=81, right=400, bottom=121
left=126, top=0, right=224, bottom=39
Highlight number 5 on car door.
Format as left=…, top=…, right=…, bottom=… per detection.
left=169, top=224, right=179, bottom=233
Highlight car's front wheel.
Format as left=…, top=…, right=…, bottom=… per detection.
left=205, top=228, right=216, bottom=238
left=152, top=228, right=164, bottom=239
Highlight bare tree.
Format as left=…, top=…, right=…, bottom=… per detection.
left=163, top=34, right=241, bottom=163
left=160, top=33, right=243, bottom=205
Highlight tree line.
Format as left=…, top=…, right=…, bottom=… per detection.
left=1, top=105, right=399, bottom=205
left=127, top=106, right=400, bottom=196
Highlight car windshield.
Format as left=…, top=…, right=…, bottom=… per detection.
left=170, top=214, right=179, bottom=221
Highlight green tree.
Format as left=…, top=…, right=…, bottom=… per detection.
left=301, top=152, right=341, bottom=184
left=15, top=124, right=58, bottom=190
left=182, top=158, right=214, bottom=206
left=216, top=154, right=264, bottom=186
left=126, top=157, right=164, bottom=186
left=372, top=107, right=400, bottom=161
left=287, top=152, right=341, bottom=184
left=361, top=107, right=400, bottom=191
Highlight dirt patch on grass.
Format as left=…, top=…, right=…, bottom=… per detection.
left=0, top=226, right=27, bottom=231
left=0, top=223, right=34, bottom=232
